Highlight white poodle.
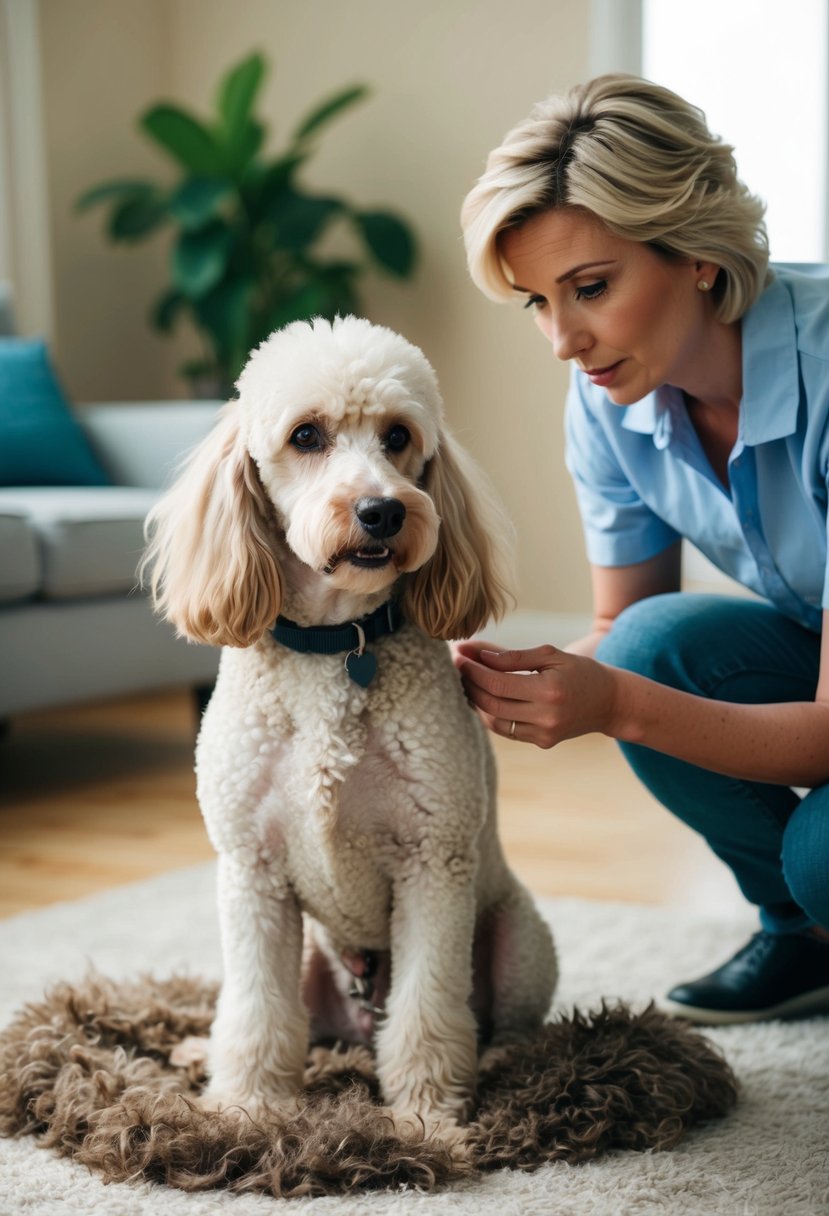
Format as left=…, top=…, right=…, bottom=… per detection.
left=144, top=316, right=557, bottom=1137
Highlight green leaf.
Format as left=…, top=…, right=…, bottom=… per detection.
left=75, top=179, right=156, bottom=212
left=266, top=282, right=337, bottom=331
left=171, top=221, right=235, bottom=299
left=317, top=262, right=362, bottom=318
left=108, top=194, right=169, bottom=241
left=151, top=288, right=188, bottom=333
left=214, top=54, right=268, bottom=180
left=261, top=153, right=307, bottom=192
left=141, top=104, right=223, bottom=175
left=217, top=52, right=266, bottom=139
left=194, top=275, right=254, bottom=361
left=271, top=191, right=344, bottom=252
left=353, top=210, right=416, bottom=277
left=168, top=177, right=234, bottom=230
left=292, top=84, right=368, bottom=144
left=221, top=118, right=266, bottom=179
left=246, top=153, right=306, bottom=220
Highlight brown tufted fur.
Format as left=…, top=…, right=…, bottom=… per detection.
left=0, top=973, right=737, bottom=1197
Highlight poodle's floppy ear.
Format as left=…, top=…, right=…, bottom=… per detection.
left=141, top=404, right=281, bottom=647
left=401, top=428, right=515, bottom=640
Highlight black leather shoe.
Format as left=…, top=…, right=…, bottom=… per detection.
left=661, top=930, right=829, bottom=1025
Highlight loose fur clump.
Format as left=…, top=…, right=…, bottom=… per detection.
left=471, top=1003, right=737, bottom=1169
left=0, top=974, right=738, bottom=1198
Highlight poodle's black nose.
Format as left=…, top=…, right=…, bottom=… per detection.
left=355, top=496, right=406, bottom=540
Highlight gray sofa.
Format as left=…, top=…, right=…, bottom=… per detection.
left=0, top=400, right=222, bottom=720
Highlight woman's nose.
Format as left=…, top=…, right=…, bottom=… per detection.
left=543, top=312, right=590, bottom=363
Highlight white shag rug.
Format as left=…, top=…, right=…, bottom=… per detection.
left=1, top=864, right=827, bottom=1216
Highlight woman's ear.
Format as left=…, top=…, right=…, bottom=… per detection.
left=141, top=405, right=282, bottom=647
left=401, top=428, right=515, bottom=640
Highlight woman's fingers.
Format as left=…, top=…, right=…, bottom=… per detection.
left=458, top=648, right=558, bottom=707
left=458, top=643, right=615, bottom=750
left=453, top=641, right=561, bottom=670
left=477, top=708, right=529, bottom=742
left=467, top=644, right=562, bottom=670
left=456, top=649, right=564, bottom=746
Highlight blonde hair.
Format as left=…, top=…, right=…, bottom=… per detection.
left=461, top=74, right=770, bottom=323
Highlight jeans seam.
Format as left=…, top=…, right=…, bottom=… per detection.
left=698, top=661, right=817, bottom=701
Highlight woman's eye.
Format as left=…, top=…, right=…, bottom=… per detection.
left=385, top=425, right=410, bottom=452
left=575, top=280, right=607, bottom=301
left=523, top=294, right=546, bottom=310
left=290, top=424, right=323, bottom=451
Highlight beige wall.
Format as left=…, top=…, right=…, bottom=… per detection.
left=39, top=0, right=181, bottom=398
left=38, top=0, right=593, bottom=615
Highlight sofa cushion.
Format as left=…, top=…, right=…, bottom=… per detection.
left=0, top=508, right=39, bottom=602
left=0, top=338, right=111, bottom=486
left=0, top=487, right=159, bottom=599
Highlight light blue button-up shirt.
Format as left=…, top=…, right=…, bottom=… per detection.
left=564, top=264, right=829, bottom=633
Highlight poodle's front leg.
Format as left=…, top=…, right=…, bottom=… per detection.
left=375, top=866, right=478, bottom=1135
left=204, top=852, right=308, bottom=1116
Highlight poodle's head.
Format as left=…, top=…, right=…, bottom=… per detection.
left=144, top=316, right=513, bottom=647
left=236, top=317, right=443, bottom=599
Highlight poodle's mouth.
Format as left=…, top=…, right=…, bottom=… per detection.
left=324, top=545, right=394, bottom=574
left=347, top=545, right=393, bottom=569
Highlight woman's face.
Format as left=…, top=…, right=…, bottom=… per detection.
left=499, top=208, right=720, bottom=405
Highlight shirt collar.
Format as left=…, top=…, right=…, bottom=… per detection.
left=740, top=270, right=800, bottom=444
left=620, top=392, right=659, bottom=435
left=618, top=270, right=800, bottom=448
left=620, top=386, right=675, bottom=448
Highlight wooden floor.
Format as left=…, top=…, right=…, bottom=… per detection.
left=0, top=689, right=742, bottom=919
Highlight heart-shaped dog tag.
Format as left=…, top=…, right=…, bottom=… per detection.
left=345, top=649, right=377, bottom=687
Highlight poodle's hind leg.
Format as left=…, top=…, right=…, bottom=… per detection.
left=476, top=880, right=558, bottom=1054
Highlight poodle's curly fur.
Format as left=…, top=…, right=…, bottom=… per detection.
left=139, top=317, right=558, bottom=1135
left=0, top=974, right=737, bottom=1197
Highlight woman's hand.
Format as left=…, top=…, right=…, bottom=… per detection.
left=453, top=640, right=618, bottom=748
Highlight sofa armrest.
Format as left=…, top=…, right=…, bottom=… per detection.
left=75, top=401, right=223, bottom=489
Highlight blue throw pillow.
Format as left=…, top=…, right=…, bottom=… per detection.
left=0, top=338, right=111, bottom=486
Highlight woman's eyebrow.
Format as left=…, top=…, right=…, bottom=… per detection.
left=511, top=259, right=618, bottom=294
left=556, top=259, right=617, bottom=284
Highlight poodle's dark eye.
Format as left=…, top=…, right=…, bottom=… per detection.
left=385, top=425, right=410, bottom=453
left=290, top=424, right=323, bottom=451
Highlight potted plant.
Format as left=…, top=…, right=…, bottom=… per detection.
left=77, top=52, right=418, bottom=397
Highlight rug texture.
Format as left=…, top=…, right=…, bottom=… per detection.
left=0, top=864, right=827, bottom=1216
left=0, top=973, right=735, bottom=1196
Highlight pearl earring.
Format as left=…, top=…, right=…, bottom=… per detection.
left=697, top=279, right=711, bottom=292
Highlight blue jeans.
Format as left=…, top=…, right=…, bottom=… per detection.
left=595, top=593, right=829, bottom=935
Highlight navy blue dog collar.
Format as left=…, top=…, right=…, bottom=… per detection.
left=271, top=600, right=402, bottom=687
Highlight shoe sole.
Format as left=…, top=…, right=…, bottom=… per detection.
left=658, top=983, right=829, bottom=1026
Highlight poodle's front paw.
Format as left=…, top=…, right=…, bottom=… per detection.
left=388, top=1105, right=470, bottom=1152
left=170, top=1035, right=210, bottom=1069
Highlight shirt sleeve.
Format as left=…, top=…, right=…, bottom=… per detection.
left=563, top=369, right=680, bottom=567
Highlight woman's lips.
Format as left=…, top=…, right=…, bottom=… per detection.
left=584, top=360, right=624, bottom=388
